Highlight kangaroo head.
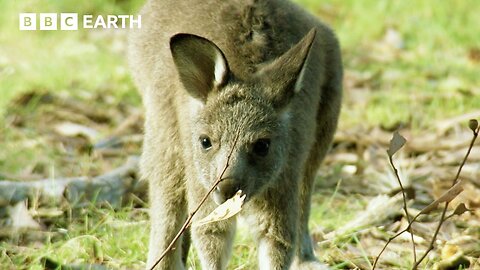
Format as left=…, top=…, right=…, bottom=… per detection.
left=170, top=29, right=316, bottom=204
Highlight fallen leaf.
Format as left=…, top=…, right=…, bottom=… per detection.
left=383, top=28, right=404, bottom=50
left=323, top=194, right=404, bottom=239
left=194, top=190, right=246, bottom=227
left=369, top=28, right=404, bottom=62
left=468, top=47, right=480, bottom=63
left=434, top=243, right=470, bottom=270
left=42, top=257, right=107, bottom=270
left=31, top=208, right=64, bottom=218
left=54, top=122, right=99, bottom=142
left=8, top=200, right=42, bottom=229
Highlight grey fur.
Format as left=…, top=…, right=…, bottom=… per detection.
left=128, top=0, right=342, bottom=269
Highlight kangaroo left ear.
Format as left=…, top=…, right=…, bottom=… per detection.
left=170, top=33, right=230, bottom=103
left=256, top=28, right=316, bottom=109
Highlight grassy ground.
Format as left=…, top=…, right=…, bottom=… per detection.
left=1, top=0, right=479, bottom=269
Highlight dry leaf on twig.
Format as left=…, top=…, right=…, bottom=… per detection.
left=387, top=131, right=406, bottom=157
left=452, top=203, right=470, bottom=216
left=419, top=181, right=464, bottom=215
left=194, top=190, right=246, bottom=227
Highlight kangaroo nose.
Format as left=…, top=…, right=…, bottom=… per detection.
left=213, top=178, right=239, bottom=204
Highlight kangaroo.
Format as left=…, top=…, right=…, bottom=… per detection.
left=128, top=0, right=342, bottom=269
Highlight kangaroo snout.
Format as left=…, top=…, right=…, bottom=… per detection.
left=213, top=178, right=241, bottom=204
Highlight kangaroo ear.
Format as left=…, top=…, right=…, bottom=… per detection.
left=256, top=28, right=316, bottom=109
left=170, top=34, right=229, bottom=102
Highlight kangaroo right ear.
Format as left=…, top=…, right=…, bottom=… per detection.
left=170, top=34, right=230, bottom=102
left=256, top=29, right=316, bottom=109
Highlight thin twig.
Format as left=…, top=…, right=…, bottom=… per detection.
left=372, top=123, right=479, bottom=270
left=388, top=155, right=417, bottom=263
left=372, top=208, right=427, bottom=269
left=149, top=132, right=240, bottom=270
left=372, top=137, right=417, bottom=270
left=412, top=125, right=478, bottom=269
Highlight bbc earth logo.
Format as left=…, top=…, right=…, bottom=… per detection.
left=19, top=13, right=142, bottom=30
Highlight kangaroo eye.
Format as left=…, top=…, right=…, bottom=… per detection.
left=253, top=139, right=270, bottom=157
left=200, top=135, right=212, bottom=150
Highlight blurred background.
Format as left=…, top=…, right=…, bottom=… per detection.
left=1, top=0, right=479, bottom=269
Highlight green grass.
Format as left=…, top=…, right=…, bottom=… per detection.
left=296, top=0, right=480, bottom=130
left=0, top=0, right=142, bottom=116
left=0, top=1, right=143, bottom=175
left=1, top=0, right=479, bottom=128
left=1, top=0, right=479, bottom=269
left=0, top=204, right=149, bottom=269
left=0, top=190, right=363, bottom=269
